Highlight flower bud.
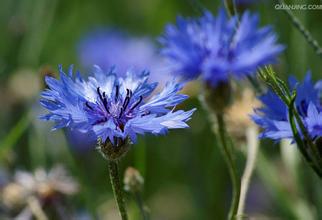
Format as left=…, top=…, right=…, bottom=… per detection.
left=123, top=167, right=144, bottom=193
left=97, top=138, right=131, bottom=161
left=2, top=183, right=28, bottom=209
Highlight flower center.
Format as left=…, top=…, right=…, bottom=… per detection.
left=84, top=86, right=143, bottom=129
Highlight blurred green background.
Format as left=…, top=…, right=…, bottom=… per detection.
left=0, top=0, right=322, bottom=219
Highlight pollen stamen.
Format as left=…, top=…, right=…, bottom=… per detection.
left=123, top=97, right=130, bottom=110
left=97, top=87, right=103, bottom=101
left=115, top=85, right=119, bottom=101
left=97, top=87, right=110, bottom=114
left=130, top=96, right=143, bottom=111
left=119, top=107, right=124, bottom=118
left=122, top=89, right=132, bottom=110
left=85, top=102, right=93, bottom=110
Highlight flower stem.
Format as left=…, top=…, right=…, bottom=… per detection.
left=224, top=0, right=233, bottom=17
left=108, top=160, right=128, bottom=220
left=134, top=192, right=150, bottom=220
left=237, top=126, right=259, bottom=219
left=27, top=196, right=48, bottom=220
left=216, top=114, right=241, bottom=220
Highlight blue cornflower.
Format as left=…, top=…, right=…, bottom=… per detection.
left=252, top=72, right=322, bottom=141
left=306, top=103, right=322, bottom=138
left=40, top=65, right=196, bottom=145
left=233, top=0, right=258, bottom=5
left=78, top=29, right=169, bottom=83
left=160, top=9, right=284, bottom=87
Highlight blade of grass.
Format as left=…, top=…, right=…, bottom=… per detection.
left=0, top=111, right=31, bottom=161
left=278, top=0, right=322, bottom=58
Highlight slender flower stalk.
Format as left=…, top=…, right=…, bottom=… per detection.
left=224, top=0, right=233, bottom=17
left=202, top=85, right=241, bottom=219
left=224, top=0, right=239, bottom=20
left=26, top=196, right=48, bottom=220
left=134, top=192, right=149, bottom=220
left=108, top=160, right=128, bottom=220
left=124, top=167, right=149, bottom=220
left=216, top=114, right=240, bottom=220
left=237, top=126, right=259, bottom=219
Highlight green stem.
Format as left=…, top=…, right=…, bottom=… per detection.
left=237, top=127, right=259, bottom=219
left=231, top=0, right=239, bottom=19
left=134, top=192, right=149, bottom=220
left=216, top=114, right=240, bottom=220
left=224, top=0, right=233, bottom=17
left=108, top=160, right=128, bottom=220
left=292, top=108, right=322, bottom=177
left=288, top=105, right=322, bottom=178
left=224, top=0, right=240, bottom=24
left=0, top=110, right=31, bottom=161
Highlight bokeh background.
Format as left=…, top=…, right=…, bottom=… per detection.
left=0, top=0, right=322, bottom=219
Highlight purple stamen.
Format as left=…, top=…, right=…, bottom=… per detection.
left=115, top=85, right=119, bottom=101
left=85, top=101, right=93, bottom=110
left=130, top=96, right=143, bottom=111
left=123, top=97, right=130, bottom=110
left=97, top=87, right=103, bottom=101
left=119, top=107, right=124, bottom=118
left=97, top=87, right=110, bottom=113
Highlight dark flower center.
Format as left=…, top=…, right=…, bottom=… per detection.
left=84, top=86, right=143, bottom=130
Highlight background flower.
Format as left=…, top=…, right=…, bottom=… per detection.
left=78, top=29, right=170, bottom=84
left=252, top=72, right=322, bottom=141
left=1, top=166, right=78, bottom=219
left=160, top=9, right=284, bottom=87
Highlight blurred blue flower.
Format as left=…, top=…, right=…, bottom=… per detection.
left=78, top=29, right=169, bottom=84
left=40, top=65, right=195, bottom=145
left=234, top=0, right=257, bottom=5
left=305, top=102, right=322, bottom=138
left=66, top=129, right=96, bottom=152
left=160, top=9, right=284, bottom=87
left=252, top=72, right=322, bottom=141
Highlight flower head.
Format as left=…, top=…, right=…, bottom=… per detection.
left=160, top=9, right=284, bottom=87
left=40, top=65, right=195, bottom=146
left=305, top=102, right=322, bottom=138
left=1, top=165, right=78, bottom=210
left=252, top=72, right=322, bottom=142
